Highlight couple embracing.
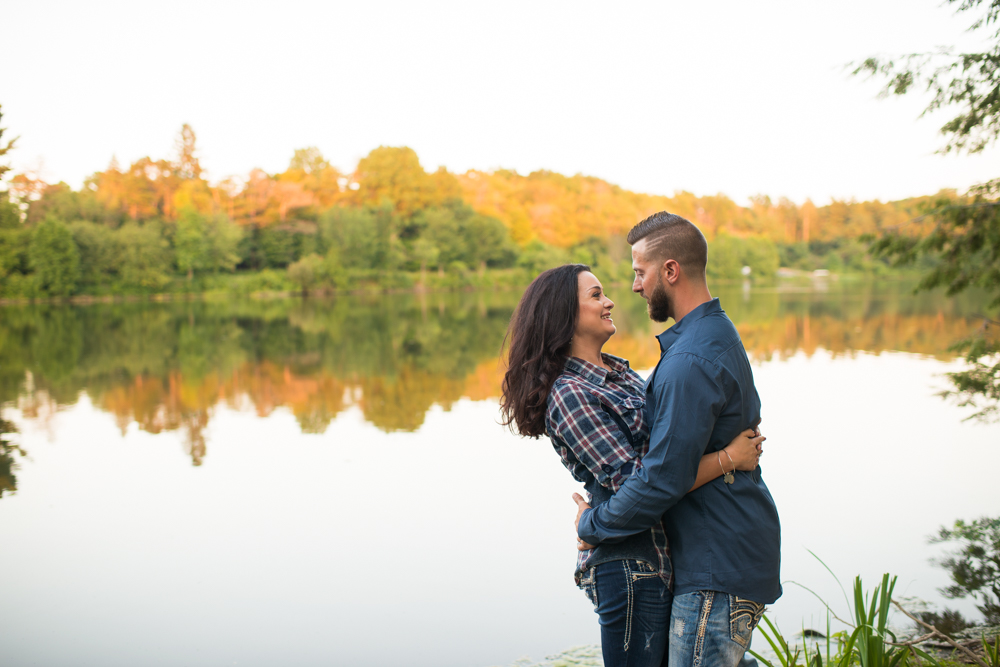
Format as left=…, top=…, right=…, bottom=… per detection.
left=500, top=212, right=781, bottom=667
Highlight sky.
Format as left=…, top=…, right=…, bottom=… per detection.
left=2, top=0, right=997, bottom=206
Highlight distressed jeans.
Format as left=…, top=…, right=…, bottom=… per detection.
left=579, top=559, right=672, bottom=667
left=668, top=590, right=766, bottom=667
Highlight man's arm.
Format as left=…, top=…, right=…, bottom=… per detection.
left=577, top=354, right=725, bottom=546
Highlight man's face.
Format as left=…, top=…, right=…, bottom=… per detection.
left=631, top=239, right=673, bottom=322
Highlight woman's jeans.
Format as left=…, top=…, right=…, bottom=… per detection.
left=667, top=590, right=766, bottom=667
left=579, top=559, right=672, bottom=667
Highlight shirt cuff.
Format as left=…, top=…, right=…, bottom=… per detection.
left=577, top=507, right=601, bottom=546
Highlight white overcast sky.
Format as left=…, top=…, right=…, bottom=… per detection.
left=1, top=0, right=997, bottom=205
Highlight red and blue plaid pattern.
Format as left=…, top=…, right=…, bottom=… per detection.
left=545, top=353, right=671, bottom=586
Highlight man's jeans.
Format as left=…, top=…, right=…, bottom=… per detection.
left=668, top=590, right=766, bottom=667
left=579, top=559, right=672, bottom=667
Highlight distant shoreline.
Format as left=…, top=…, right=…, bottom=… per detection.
left=0, top=270, right=928, bottom=307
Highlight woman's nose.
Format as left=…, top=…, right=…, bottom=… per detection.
left=605, top=298, right=614, bottom=310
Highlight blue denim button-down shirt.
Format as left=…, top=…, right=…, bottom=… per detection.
left=577, top=299, right=782, bottom=604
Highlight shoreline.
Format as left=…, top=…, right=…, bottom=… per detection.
left=0, top=271, right=927, bottom=307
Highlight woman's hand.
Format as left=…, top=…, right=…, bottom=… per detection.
left=724, top=428, right=765, bottom=472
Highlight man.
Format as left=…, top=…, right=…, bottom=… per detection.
left=575, top=211, right=781, bottom=666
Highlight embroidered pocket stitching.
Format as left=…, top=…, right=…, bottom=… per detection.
left=728, top=595, right=766, bottom=649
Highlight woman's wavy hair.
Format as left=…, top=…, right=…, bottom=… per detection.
left=499, top=264, right=590, bottom=438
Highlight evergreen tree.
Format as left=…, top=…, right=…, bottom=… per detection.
left=0, top=104, right=16, bottom=182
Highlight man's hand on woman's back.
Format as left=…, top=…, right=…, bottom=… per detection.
left=572, top=493, right=596, bottom=551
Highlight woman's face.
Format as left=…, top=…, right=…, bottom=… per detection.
left=575, top=271, right=616, bottom=343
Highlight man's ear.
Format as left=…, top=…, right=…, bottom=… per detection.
left=662, top=259, right=681, bottom=285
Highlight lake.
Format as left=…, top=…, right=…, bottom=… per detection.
left=1, top=278, right=998, bottom=666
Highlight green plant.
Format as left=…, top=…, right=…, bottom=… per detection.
left=750, top=574, right=941, bottom=667
left=982, top=634, right=1000, bottom=667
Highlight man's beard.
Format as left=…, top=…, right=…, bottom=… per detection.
left=647, top=276, right=672, bottom=322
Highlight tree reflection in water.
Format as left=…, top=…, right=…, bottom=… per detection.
left=0, top=281, right=989, bottom=467
left=0, top=418, right=23, bottom=498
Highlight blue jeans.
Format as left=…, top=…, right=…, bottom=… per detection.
left=668, top=590, right=766, bottom=667
left=580, top=559, right=672, bottom=667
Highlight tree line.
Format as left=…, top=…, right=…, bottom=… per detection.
left=0, top=118, right=932, bottom=299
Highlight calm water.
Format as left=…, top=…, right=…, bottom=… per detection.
left=1, top=279, right=998, bottom=666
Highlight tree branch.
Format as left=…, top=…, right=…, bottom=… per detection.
left=891, top=598, right=990, bottom=667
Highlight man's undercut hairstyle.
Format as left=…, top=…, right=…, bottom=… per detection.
left=627, top=211, right=708, bottom=277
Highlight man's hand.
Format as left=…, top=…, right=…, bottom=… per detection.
left=572, top=493, right=596, bottom=551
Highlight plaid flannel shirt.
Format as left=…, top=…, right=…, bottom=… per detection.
left=545, top=353, right=671, bottom=586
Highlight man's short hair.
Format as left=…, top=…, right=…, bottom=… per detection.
left=627, top=211, right=708, bottom=277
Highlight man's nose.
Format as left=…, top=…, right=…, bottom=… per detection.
left=632, top=277, right=642, bottom=293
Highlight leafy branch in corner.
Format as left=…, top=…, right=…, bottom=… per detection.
left=868, top=185, right=1000, bottom=420
left=852, top=0, right=1000, bottom=154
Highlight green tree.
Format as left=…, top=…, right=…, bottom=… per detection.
left=411, top=237, right=440, bottom=283
left=29, top=217, right=81, bottom=296
left=206, top=214, right=243, bottom=273
left=517, top=239, right=571, bottom=275
left=707, top=234, right=779, bottom=282
left=323, top=244, right=346, bottom=287
left=414, top=201, right=517, bottom=273
left=25, top=182, right=110, bottom=226
left=0, top=194, right=19, bottom=229
left=0, top=226, right=30, bottom=283
left=857, top=0, right=1000, bottom=419
left=465, top=213, right=519, bottom=270
left=174, top=208, right=210, bottom=279
left=258, top=226, right=298, bottom=268
left=320, top=203, right=400, bottom=271
left=70, top=221, right=119, bottom=287
left=707, top=234, right=745, bottom=282
left=118, top=221, right=172, bottom=289
left=932, top=516, right=1000, bottom=624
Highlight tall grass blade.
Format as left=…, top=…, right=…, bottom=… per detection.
left=807, top=548, right=852, bottom=614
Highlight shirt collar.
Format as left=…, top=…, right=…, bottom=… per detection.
left=563, top=353, right=631, bottom=385
left=655, top=298, right=722, bottom=353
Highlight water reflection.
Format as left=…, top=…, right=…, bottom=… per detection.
left=0, top=281, right=989, bottom=467
left=1, top=281, right=997, bottom=667
left=0, top=418, right=22, bottom=498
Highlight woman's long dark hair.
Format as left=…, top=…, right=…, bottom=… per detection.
left=499, top=264, right=590, bottom=438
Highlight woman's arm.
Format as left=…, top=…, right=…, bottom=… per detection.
left=688, top=428, right=764, bottom=492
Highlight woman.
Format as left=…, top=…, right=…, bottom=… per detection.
left=499, top=264, right=763, bottom=667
